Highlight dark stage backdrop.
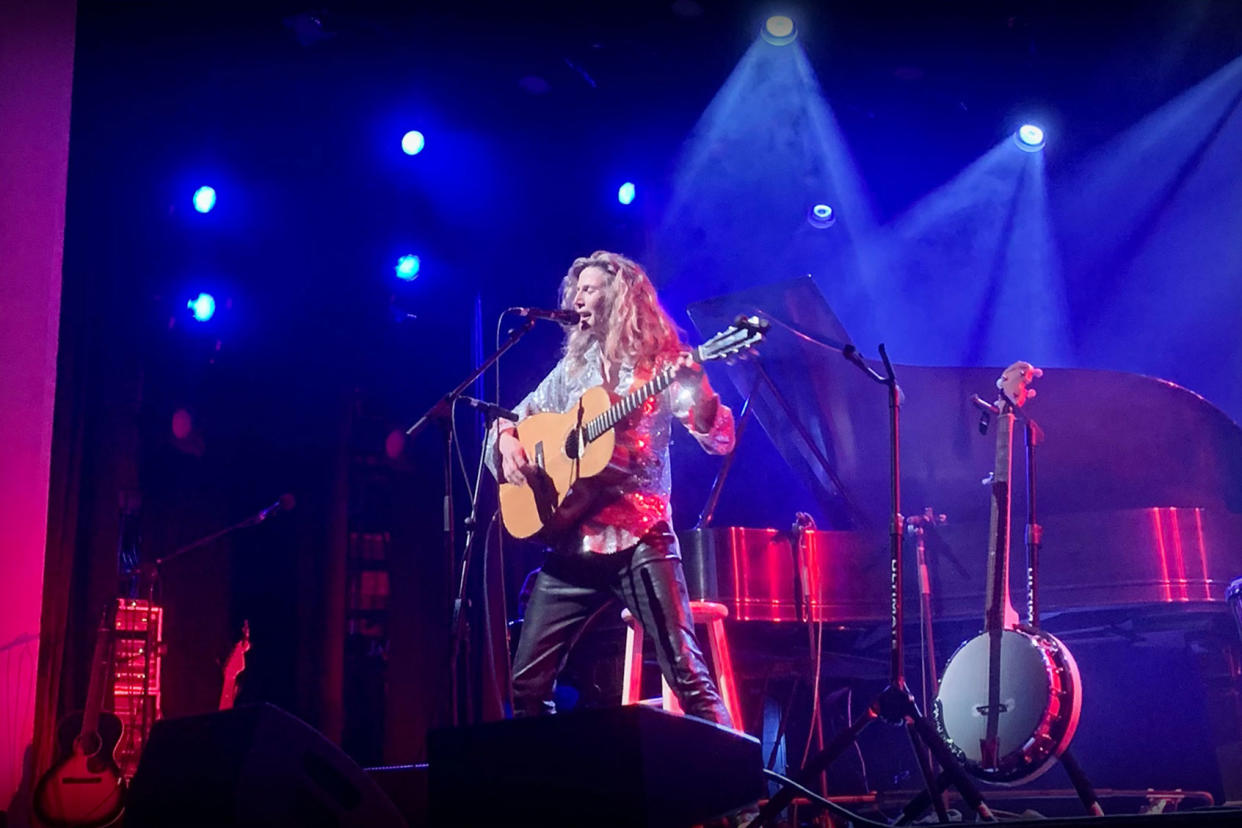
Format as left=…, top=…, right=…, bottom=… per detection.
left=50, top=0, right=1242, bottom=774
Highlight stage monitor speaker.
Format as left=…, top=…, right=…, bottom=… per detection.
left=428, top=705, right=762, bottom=827
left=366, top=763, right=429, bottom=828
left=126, top=703, right=406, bottom=827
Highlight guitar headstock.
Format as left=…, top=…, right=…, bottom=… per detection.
left=695, top=315, right=769, bottom=364
left=996, top=361, right=1042, bottom=410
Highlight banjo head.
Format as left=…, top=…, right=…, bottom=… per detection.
left=934, top=628, right=1081, bottom=784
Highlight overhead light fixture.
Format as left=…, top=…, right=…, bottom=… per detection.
left=1015, top=124, right=1046, bottom=152
left=762, top=15, right=797, bottom=46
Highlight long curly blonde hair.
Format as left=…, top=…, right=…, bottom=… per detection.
left=559, top=251, right=683, bottom=374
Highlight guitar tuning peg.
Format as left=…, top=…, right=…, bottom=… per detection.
left=981, top=472, right=995, bottom=486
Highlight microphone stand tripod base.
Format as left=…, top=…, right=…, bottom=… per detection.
left=751, top=680, right=994, bottom=827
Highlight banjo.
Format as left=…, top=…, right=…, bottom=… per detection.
left=933, top=361, right=1082, bottom=784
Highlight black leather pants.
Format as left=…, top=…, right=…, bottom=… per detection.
left=511, top=526, right=733, bottom=727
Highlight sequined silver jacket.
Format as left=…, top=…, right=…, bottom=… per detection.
left=487, top=340, right=735, bottom=554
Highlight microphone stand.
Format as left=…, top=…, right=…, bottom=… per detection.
left=752, top=344, right=994, bottom=827
left=447, top=403, right=513, bottom=729
left=148, top=502, right=285, bottom=577
left=405, top=317, right=536, bottom=727
left=140, top=499, right=293, bottom=706
left=1021, top=415, right=1044, bottom=630
left=1018, top=410, right=1104, bottom=817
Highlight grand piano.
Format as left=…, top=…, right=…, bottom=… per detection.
left=682, top=277, right=1242, bottom=628
left=673, top=277, right=1242, bottom=806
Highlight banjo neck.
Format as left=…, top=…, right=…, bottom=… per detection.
left=984, top=407, right=1019, bottom=633
left=979, top=360, right=1041, bottom=633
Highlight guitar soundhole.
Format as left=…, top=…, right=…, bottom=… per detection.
left=564, top=430, right=581, bottom=460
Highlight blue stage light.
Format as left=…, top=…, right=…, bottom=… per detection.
left=401, top=130, right=425, bottom=156
left=618, top=181, right=636, bottom=205
left=192, top=186, right=217, bottom=213
left=761, top=15, right=797, bottom=46
left=808, top=203, right=836, bottom=228
left=1015, top=124, right=1046, bottom=151
left=188, top=293, right=216, bottom=321
left=395, top=254, right=421, bottom=280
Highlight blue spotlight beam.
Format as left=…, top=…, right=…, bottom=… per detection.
left=1059, top=53, right=1242, bottom=424
left=880, top=141, right=1070, bottom=367
left=1059, top=54, right=1242, bottom=285
left=658, top=40, right=879, bottom=336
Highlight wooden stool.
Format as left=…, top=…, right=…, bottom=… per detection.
left=620, top=600, right=742, bottom=729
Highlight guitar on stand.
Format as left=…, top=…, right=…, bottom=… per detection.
left=934, top=361, right=1083, bottom=784
left=498, top=316, right=767, bottom=539
left=34, top=608, right=126, bottom=828
left=218, top=620, right=250, bottom=711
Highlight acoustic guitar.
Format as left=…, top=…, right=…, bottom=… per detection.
left=933, top=361, right=1082, bottom=784
left=498, top=317, right=766, bottom=539
left=34, top=608, right=126, bottom=828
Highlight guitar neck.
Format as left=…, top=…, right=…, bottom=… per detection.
left=583, top=353, right=695, bottom=442
left=984, top=409, right=1016, bottom=632
left=80, top=612, right=113, bottom=740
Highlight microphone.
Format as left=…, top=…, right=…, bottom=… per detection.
left=843, top=344, right=906, bottom=403
left=970, top=394, right=998, bottom=435
left=458, top=395, right=520, bottom=422
left=257, top=493, right=296, bottom=522
left=842, top=343, right=869, bottom=372
left=508, top=307, right=581, bottom=324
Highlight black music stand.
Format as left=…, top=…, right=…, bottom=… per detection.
left=687, top=276, right=882, bottom=530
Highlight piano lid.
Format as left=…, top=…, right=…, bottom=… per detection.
left=687, top=276, right=1242, bottom=528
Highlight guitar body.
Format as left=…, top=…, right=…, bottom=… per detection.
left=935, top=627, right=1082, bottom=784
left=34, top=711, right=126, bottom=828
left=499, top=385, right=622, bottom=539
